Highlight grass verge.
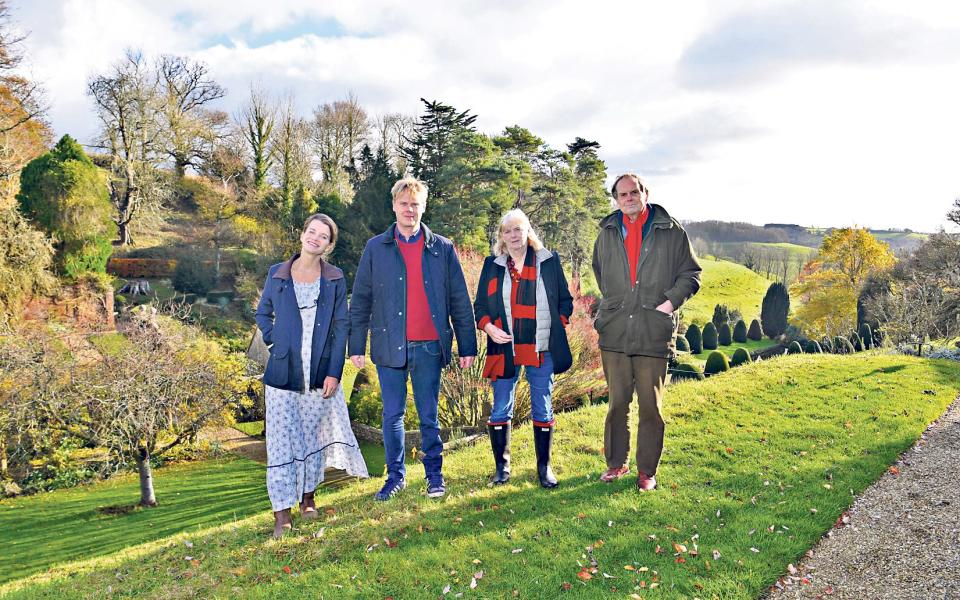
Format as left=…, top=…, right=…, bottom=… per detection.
left=2, top=353, right=958, bottom=599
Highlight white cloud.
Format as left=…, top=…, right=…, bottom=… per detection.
left=11, top=0, right=960, bottom=231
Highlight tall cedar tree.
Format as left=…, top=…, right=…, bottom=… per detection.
left=761, top=282, right=790, bottom=338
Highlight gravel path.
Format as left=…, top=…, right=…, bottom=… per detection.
left=767, top=395, right=960, bottom=600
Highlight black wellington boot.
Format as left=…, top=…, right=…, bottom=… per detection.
left=533, top=423, right=558, bottom=488
left=488, top=423, right=511, bottom=484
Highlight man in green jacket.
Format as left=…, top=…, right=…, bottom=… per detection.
left=593, top=173, right=701, bottom=491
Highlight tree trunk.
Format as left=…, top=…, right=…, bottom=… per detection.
left=136, top=452, right=158, bottom=506
left=0, top=435, right=7, bottom=477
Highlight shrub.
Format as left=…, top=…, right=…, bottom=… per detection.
left=17, top=134, right=115, bottom=276
left=733, top=319, right=748, bottom=343
left=670, top=362, right=704, bottom=382
left=833, top=335, right=855, bottom=354
left=172, top=255, right=216, bottom=295
left=761, top=282, right=790, bottom=338
left=718, top=322, right=732, bottom=346
left=685, top=324, right=703, bottom=354
left=787, top=340, right=804, bottom=354
left=731, top=347, right=752, bottom=366
left=704, top=350, right=730, bottom=375
left=711, top=304, right=730, bottom=330
left=702, top=322, right=718, bottom=350
left=747, top=319, right=763, bottom=341
left=804, top=340, right=823, bottom=353
left=858, top=323, right=874, bottom=350
left=675, top=335, right=690, bottom=352
left=0, top=206, right=56, bottom=320
left=820, top=336, right=834, bottom=353
left=849, top=332, right=863, bottom=352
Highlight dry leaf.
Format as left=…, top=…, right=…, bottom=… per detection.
left=712, top=549, right=721, bottom=560
left=562, top=582, right=572, bottom=591
left=787, top=564, right=798, bottom=575
left=577, top=570, right=592, bottom=581
left=624, top=565, right=636, bottom=571
left=512, top=548, right=523, bottom=554
left=889, top=466, right=900, bottom=476
left=442, top=584, right=451, bottom=595
left=282, top=566, right=292, bottom=574
left=672, top=543, right=687, bottom=554
left=470, top=578, right=478, bottom=589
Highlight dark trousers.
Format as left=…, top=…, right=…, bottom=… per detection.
left=601, top=351, right=668, bottom=476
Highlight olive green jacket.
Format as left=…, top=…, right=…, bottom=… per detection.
left=591, top=204, right=702, bottom=358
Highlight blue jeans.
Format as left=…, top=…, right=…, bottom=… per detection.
left=377, top=341, right=443, bottom=480
left=490, top=352, right=555, bottom=424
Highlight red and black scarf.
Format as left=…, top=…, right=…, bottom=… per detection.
left=483, top=246, right=540, bottom=380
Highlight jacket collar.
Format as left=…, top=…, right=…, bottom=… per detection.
left=600, top=204, right=672, bottom=230
left=382, top=222, right=436, bottom=247
left=493, top=247, right=553, bottom=267
left=272, top=254, right=344, bottom=281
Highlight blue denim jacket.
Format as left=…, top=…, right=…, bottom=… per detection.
left=348, top=223, right=477, bottom=368
left=255, top=255, right=348, bottom=392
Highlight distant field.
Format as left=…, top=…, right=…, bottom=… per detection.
left=681, top=258, right=772, bottom=326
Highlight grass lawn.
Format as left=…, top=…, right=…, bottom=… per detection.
left=681, top=258, right=772, bottom=327
left=690, top=338, right=779, bottom=363
left=3, top=353, right=959, bottom=599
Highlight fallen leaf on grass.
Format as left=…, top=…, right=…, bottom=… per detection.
left=561, top=582, right=572, bottom=591
left=672, top=543, right=687, bottom=553
left=577, top=512, right=586, bottom=520
left=750, top=547, right=760, bottom=553
left=712, top=550, right=721, bottom=560
left=675, top=557, right=686, bottom=564
left=384, top=537, right=397, bottom=548
left=442, top=584, right=451, bottom=594
left=624, top=565, right=636, bottom=571
left=282, top=566, right=292, bottom=574
left=470, top=577, right=478, bottom=589
left=511, top=548, right=523, bottom=554
left=324, top=507, right=336, bottom=516
left=577, top=569, right=592, bottom=581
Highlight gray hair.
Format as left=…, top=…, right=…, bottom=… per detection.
left=492, top=208, right=545, bottom=256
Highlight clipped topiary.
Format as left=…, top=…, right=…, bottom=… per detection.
left=849, top=332, right=863, bottom=352
left=704, top=350, right=730, bottom=375
left=747, top=319, right=763, bottom=341
left=820, top=336, right=834, bottom=353
left=761, top=282, right=790, bottom=338
left=685, top=324, right=703, bottom=354
left=718, top=322, right=732, bottom=346
left=712, top=304, right=730, bottom=330
left=787, top=340, right=804, bottom=354
left=731, top=347, right=752, bottom=366
left=804, top=340, right=823, bottom=353
left=702, top=322, right=719, bottom=350
left=833, top=335, right=855, bottom=355
left=733, top=319, right=748, bottom=343
left=670, top=362, right=704, bottom=382
left=675, top=335, right=690, bottom=352
left=858, top=323, right=874, bottom=349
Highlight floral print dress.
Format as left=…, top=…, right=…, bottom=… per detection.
left=264, top=277, right=368, bottom=512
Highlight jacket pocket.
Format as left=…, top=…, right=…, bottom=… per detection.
left=265, top=348, right=290, bottom=387
left=644, top=308, right=676, bottom=347
left=594, top=296, right=623, bottom=332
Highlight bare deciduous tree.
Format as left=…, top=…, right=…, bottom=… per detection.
left=157, top=54, right=227, bottom=177
left=88, top=50, right=169, bottom=245
left=237, top=86, right=276, bottom=195
left=311, top=92, right=369, bottom=198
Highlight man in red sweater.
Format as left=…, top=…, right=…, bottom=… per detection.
left=349, top=178, right=477, bottom=501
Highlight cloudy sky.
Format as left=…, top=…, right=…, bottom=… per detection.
left=12, top=0, right=960, bottom=232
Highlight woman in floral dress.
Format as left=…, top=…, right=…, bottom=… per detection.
left=255, top=214, right=368, bottom=538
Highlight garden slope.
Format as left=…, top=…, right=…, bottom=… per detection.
left=681, top=257, right=772, bottom=326
left=3, top=353, right=959, bottom=600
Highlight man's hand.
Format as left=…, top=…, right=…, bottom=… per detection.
left=655, top=299, right=674, bottom=314
left=483, top=323, right=513, bottom=345
left=460, top=356, right=476, bottom=369
left=350, top=355, right=365, bottom=369
left=321, top=376, right=339, bottom=398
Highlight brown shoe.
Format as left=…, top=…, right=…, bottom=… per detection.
left=636, top=472, right=657, bottom=491
left=273, top=508, right=293, bottom=538
left=600, top=466, right=630, bottom=482
left=300, top=492, right=318, bottom=521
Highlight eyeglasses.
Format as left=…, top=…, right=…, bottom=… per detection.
left=298, top=292, right=320, bottom=310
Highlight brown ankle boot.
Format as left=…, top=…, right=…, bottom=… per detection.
left=273, top=508, right=292, bottom=538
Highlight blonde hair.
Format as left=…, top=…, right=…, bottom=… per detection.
left=492, top=209, right=544, bottom=256
left=302, top=213, right=338, bottom=256
left=390, top=177, right=428, bottom=202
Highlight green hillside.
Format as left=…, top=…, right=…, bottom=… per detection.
left=3, top=353, right=958, bottom=599
left=681, top=257, right=773, bottom=326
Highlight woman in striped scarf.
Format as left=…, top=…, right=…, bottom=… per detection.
left=474, top=209, right=574, bottom=488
